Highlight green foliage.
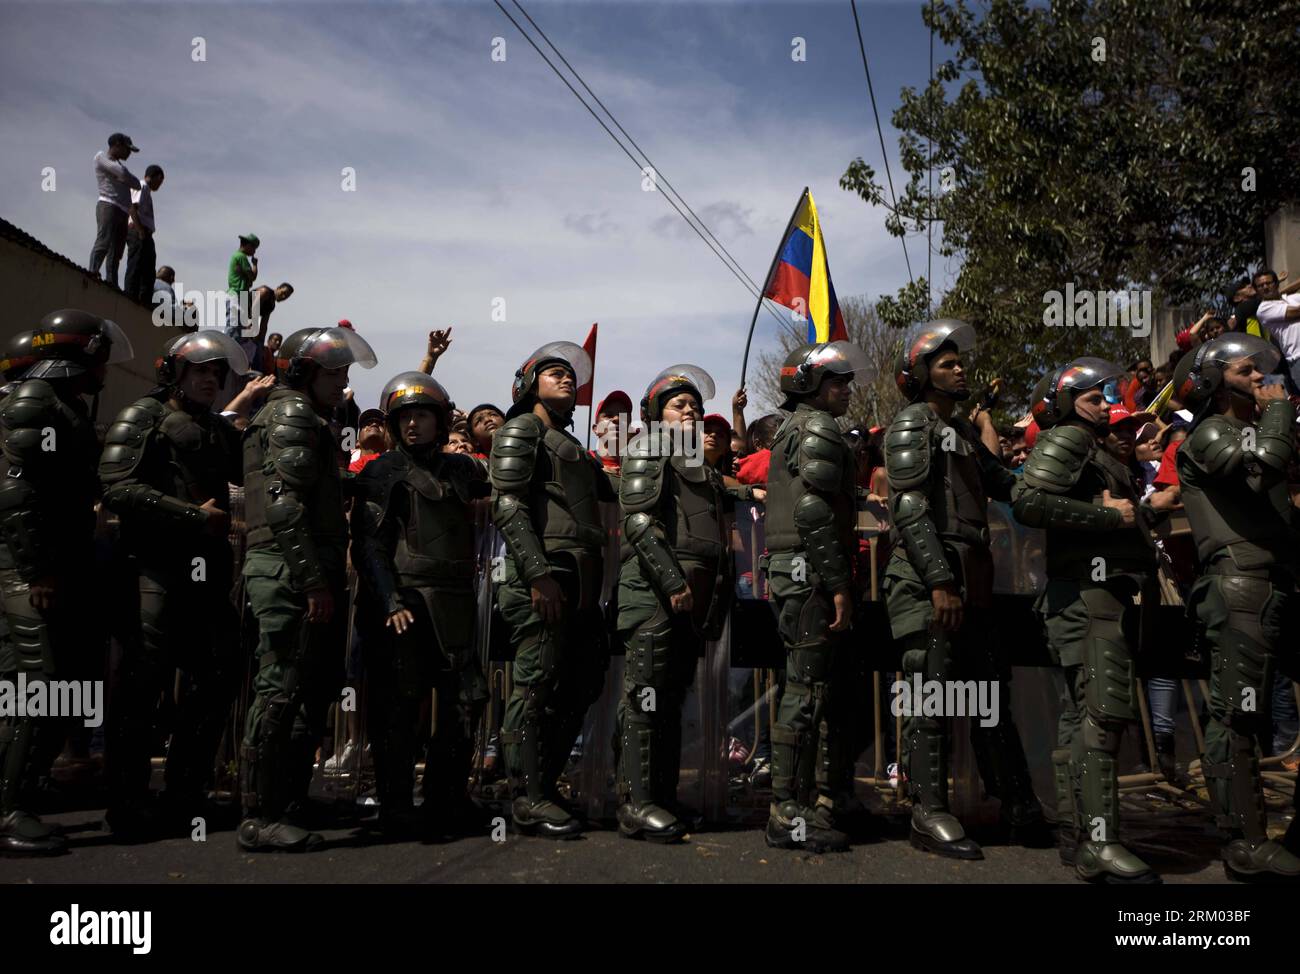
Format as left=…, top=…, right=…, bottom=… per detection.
left=843, top=0, right=1299, bottom=407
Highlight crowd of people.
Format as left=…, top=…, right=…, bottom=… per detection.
left=2, top=270, right=1299, bottom=883
left=86, top=132, right=296, bottom=351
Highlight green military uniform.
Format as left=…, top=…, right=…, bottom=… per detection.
left=613, top=365, right=748, bottom=841
left=884, top=404, right=1042, bottom=857
left=764, top=400, right=858, bottom=850
left=491, top=342, right=613, bottom=838
left=236, top=324, right=376, bottom=852
left=1013, top=358, right=1159, bottom=883
left=99, top=392, right=243, bottom=830
left=1174, top=335, right=1300, bottom=879
left=0, top=310, right=132, bottom=855
left=351, top=371, right=489, bottom=837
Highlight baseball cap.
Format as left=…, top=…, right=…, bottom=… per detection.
left=108, top=133, right=139, bottom=153
left=239, top=233, right=260, bottom=247
left=337, top=319, right=354, bottom=330
left=1108, top=405, right=1154, bottom=427
left=358, top=408, right=386, bottom=428
left=702, top=413, right=732, bottom=432
left=595, top=390, right=632, bottom=417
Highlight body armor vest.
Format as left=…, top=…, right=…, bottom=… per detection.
left=529, top=427, right=605, bottom=554
left=620, top=454, right=726, bottom=567
left=765, top=408, right=856, bottom=559
left=1180, top=416, right=1296, bottom=573
left=119, top=404, right=239, bottom=563
left=244, top=390, right=348, bottom=561
left=893, top=417, right=996, bottom=606
left=0, top=385, right=99, bottom=571
left=393, top=457, right=479, bottom=587
left=1046, top=444, right=1156, bottom=580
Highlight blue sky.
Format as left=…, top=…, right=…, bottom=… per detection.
left=0, top=0, right=947, bottom=418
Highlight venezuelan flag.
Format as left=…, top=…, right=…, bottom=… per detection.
left=763, top=188, right=848, bottom=343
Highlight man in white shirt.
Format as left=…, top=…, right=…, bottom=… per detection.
left=1253, top=267, right=1300, bottom=388
left=88, top=132, right=141, bottom=287
left=124, top=165, right=165, bottom=303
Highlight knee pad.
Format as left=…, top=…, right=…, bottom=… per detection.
left=625, top=617, right=673, bottom=690
left=778, top=589, right=833, bottom=651
left=1083, top=635, right=1137, bottom=724
left=1081, top=711, right=1123, bottom=755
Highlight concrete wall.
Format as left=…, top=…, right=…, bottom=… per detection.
left=1266, top=203, right=1300, bottom=279
left=0, top=235, right=180, bottom=423
left=1150, top=303, right=1196, bottom=369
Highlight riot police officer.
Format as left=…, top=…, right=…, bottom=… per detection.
left=0, top=310, right=133, bottom=855
left=1013, top=357, right=1160, bottom=883
left=490, top=342, right=615, bottom=838
left=884, top=319, right=1046, bottom=860
left=351, top=372, right=490, bottom=838
left=98, top=331, right=254, bottom=837
left=1173, top=336, right=1300, bottom=880
left=238, top=326, right=377, bottom=852
left=614, top=365, right=756, bottom=842
left=763, top=341, right=866, bottom=853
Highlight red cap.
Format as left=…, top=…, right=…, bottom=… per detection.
left=337, top=319, right=354, bottom=330
left=1023, top=418, right=1039, bottom=449
left=703, top=413, right=731, bottom=432
left=595, top=390, right=632, bottom=417
left=1109, top=405, right=1152, bottom=426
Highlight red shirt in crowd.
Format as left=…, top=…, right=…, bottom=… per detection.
left=1154, top=441, right=1180, bottom=488
left=349, top=451, right=383, bottom=474
left=735, top=449, right=770, bottom=485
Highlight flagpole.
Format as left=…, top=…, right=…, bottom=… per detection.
left=740, top=187, right=809, bottom=389
left=584, top=322, right=597, bottom=451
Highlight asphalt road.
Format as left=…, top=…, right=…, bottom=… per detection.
left=2, top=797, right=1268, bottom=885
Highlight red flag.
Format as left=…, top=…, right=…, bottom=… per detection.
left=575, top=322, right=597, bottom=406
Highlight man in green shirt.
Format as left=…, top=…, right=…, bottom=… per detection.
left=226, top=233, right=259, bottom=337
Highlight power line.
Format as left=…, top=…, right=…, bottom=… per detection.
left=494, top=0, right=803, bottom=343
left=927, top=0, right=934, bottom=314
left=850, top=0, right=915, bottom=287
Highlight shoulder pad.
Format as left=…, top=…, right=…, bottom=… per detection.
left=440, top=452, right=491, bottom=501
left=798, top=411, right=848, bottom=492
left=884, top=404, right=937, bottom=491
left=619, top=442, right=666, bottom=513
left=356, top=451, right=409, bottom=502
left=268, top=394, right=320, bottom=429
left=490, top=414, right=543, bottom=492
left=0, top=379, right=59, bottom=431
left=159, top=405, right=204, bottom=451
left=1, top=380, right=63, bottom=466
left=1180, top=417, right=1242, bottom=477
left=266, top=401, right=321, bottom=487
left=99, top=397, right=167, bottom=483
left=1022, top=424, right=1092, bottom=491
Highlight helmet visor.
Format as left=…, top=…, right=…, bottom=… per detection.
left=379, top=371, right=452, bottom=412
left=300, top=327, right=378, bottom=371
left=645, top=364, right=716, bottom=408
left=524, top=341, right=593, bottom=387
left=901, top=319, right=975, bottom=367
left=1057, top=357, right=1124, bottom=396
left=1203, top=334, right=1281, bottom=375
left=806, top=340, right=871, bottom=380
left=171, top=331, right=251, bottom=375
left=99, top=318, right=135, bottom=365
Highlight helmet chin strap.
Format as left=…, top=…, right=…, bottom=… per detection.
left=541, top=399, right=575, bottom=429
